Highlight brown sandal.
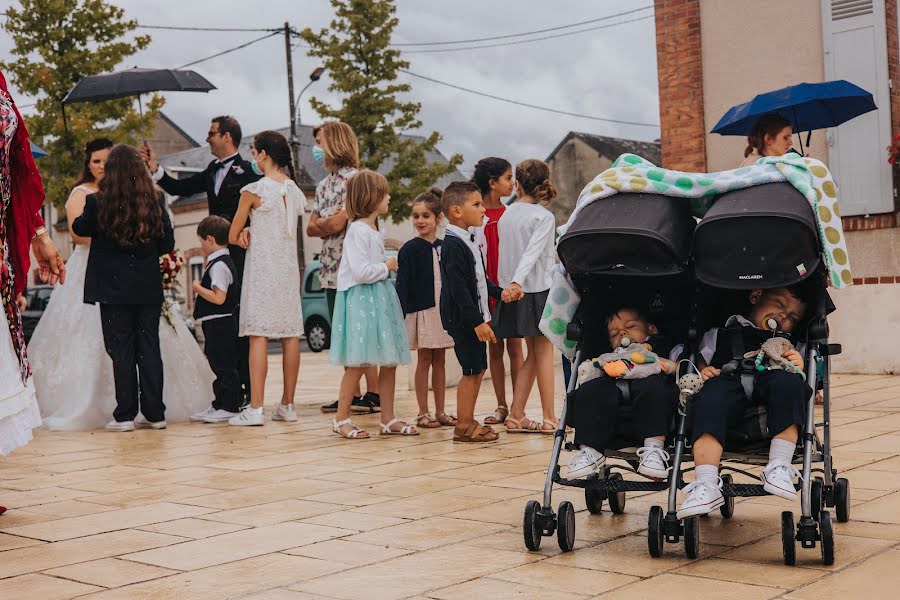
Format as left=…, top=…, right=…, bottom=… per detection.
left=483, top=406, right=509, bottom=425
left=416, top=413, right=442, bottom=428
left=436, top=413, right=458, bottom=427
left=453, top=423, right=500, bottom=443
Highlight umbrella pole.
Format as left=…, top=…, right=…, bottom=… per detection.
left=137, top=94, right=146, bottom=144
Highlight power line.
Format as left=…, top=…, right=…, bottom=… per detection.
left=177, top=32, right=280, bottom=69
left=392, top=5, right=652, bottom=47
left=402, top=14, right=654, bottom=54
left=399, top=69, right=659, bottom=127
left=138, top=24, right=280, bottom=32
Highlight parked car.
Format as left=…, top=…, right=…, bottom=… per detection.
left=21, top=284, right=53, bottom=343
left=301, top=251, right=399, bottom=353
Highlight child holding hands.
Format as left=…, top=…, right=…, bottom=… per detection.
left=329, top=170, right=415, bottom=439
left=396, top=188, right=456, bottom=429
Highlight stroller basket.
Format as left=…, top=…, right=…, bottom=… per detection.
left=558, top=192, right=694, bottom=277
left=693, top=182, right=820, bottom=289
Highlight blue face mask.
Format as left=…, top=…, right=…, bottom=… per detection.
left=250, top=159, right=263, bottom=176
left=312, top=146, right=325, bottom=163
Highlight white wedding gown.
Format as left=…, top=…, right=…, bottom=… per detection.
left=29, top=245, right=215, bottom=430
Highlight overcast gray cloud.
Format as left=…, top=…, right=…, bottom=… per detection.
left=2, top=0, right=660, bottom=174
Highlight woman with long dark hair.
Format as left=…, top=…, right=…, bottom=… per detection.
left=71, top=144, right=176, bottom=431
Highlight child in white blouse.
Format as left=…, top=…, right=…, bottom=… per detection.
left=329, top=170, right=415, bottom=439
left=495, top=159, right=559, bottom=434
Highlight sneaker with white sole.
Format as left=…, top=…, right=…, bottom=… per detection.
left=566, top=446, right=606, bottom=480
left=106, top=420, right=135, bottom=432
left=134, top=416, right=167, bottom=430
left=761, top=462, right=800, bottom=500
left=190, top=406, right=216, bottom=422
left=273, top=404, right=298, bottom=422
left=636, top=446, right=670, bottom=479
left=202, top=409, right=240, bottom=423
left=677, top=479, right=725, bottom=518
left=229, top=407, right=264, bottom=426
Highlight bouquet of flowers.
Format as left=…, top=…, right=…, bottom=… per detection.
left=160, top=250, right=185, bottom=328
left=888, top=134, right=900, bottom=165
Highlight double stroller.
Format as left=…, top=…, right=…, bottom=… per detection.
left=522, top=182, right=850, bottom=566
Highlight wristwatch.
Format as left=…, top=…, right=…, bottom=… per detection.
left=32, top=226, right=47, bottom=240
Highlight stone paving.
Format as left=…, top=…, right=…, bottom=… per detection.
left=1, top=352, right=900, bottom=599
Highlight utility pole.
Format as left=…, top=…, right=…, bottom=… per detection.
left=284, top=21, right=306, bottom=277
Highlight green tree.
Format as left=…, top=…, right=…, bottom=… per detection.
left=300, top=0, right=463, bottom=222
left=1, top=0, right=162, bottom=208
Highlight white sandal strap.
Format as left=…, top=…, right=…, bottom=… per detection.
left=333, top=418, right=361, bottom=438
left=380, top=418, right=401, bottom=433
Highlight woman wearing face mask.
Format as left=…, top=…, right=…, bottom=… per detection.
left=740, top=114, right=797, bottom=167
left=31, top=140, right=215, bottom=430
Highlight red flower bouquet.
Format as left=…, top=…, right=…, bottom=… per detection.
left=160, top=250, right=185, bottom=290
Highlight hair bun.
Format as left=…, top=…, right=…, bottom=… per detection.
left=427, top=186, right=443, bottom=199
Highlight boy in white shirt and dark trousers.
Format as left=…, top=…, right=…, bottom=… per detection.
left=191, top=216, right=242, bottom=423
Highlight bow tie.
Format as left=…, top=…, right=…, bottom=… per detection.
left=470, top=234, right=475, bottom=242
left=216, top=159, right=235, bottom=170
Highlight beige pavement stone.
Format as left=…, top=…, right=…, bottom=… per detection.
left=352, top=491, right=496, bottom=519
left=0, top=531, right=43, bottom=551
left=718, top=531, right=893, bottom=569
left=348, top=474, right=465, bottom=498
left=78, top=483, right=223, bottom=508
left=198, top=498, right=342, bottom=526
left=490, top=562, right=639, bottom=596
left=346, top=516, right=507, bottom=550
left=301, top=510, right=410, bottom=532
left=12, top=499, right=118, bottom=518
left=284, top=538, right=414, bottom=565
left=122, top=522, right=351, bottom=570
left=851, top=490, right=900, bottom=524
left=137, top=517, right=249, bottom=538
left=784, top=548, right=900, bottom=598
left=239, top=590, right=334, bottom=600
left=671, top=557, right=824, bottom=588
left=174, top=477, right=347, bottom=509
left=0, top=573, right=103, bottom=599
left=44, top=557, right=179, bottom=588
left=429, top=577, right=591, bottom=600
left=0, top=485, right=96, bottom=508
left=599, top=573, right=781, bottom=599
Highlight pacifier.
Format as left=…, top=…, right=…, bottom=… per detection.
left=620, top=336, right=632, bottom=348
left=763, top=318, right=779, bottom=332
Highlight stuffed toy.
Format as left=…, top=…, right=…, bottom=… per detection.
left=744, top=336, right=806, bottom=380
left=577, top=337, right=676, bottom=385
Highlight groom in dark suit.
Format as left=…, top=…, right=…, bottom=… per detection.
left=140, top=115, right=260, bottom=405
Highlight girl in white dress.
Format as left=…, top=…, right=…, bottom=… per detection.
left=30, top=139, right=215, bottom=430
left=227, top=130, right=304, bottom=426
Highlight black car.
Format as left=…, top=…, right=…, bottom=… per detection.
left=21, top=284, right=53, bottom=343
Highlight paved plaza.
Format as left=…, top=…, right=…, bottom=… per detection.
left=1, top=352, right=899, bottom=599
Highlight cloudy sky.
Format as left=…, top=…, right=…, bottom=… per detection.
left=2, top=0, right=660, bottom=174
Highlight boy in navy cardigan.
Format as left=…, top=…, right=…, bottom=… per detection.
left=190, top=216, right=242, bottom=423
left=439, top=181, right=514, bottom=443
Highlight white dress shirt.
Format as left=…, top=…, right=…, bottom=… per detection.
left=195, top=248, right=235, bottom=323
left=336, top=221, right=390, bottom=291
left=152, top=152, right=239, bottom=196
left=445, top=223, right=491, bottom=323
left=497, top=202, right=556, bottom=292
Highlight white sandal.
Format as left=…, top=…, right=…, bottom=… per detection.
left=379, top=418, right=419, bottom=436
left=332, top=418, right=368, bottom=439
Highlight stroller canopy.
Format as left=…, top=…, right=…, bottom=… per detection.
left=558, top=192, right=694, bottom=277
left=693, top=182, right=820, bottom=289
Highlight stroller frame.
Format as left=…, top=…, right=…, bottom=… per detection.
left=522, top=315, right=850, bottom=566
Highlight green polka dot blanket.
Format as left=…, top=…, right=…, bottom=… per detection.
left=540, top=152, right=852, bottom=360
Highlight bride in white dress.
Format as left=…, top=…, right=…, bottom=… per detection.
left=30, top=139, right=214, bottom=430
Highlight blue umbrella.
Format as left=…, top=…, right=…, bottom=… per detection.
left=30, top=141, right=47, bottom=158
left=711, top=80, right=877, bottom=151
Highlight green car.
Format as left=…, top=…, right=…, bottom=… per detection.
left=302, top=252, right=398, bottom=353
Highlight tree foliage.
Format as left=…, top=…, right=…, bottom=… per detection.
left=1, top=0, right=163, bottom=208
left=299, top=0, right=463, bottom=222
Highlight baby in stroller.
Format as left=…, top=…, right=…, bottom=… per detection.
left=678, top=284, right=812, bottom=519
left=567, top=306, right=679, bottom=481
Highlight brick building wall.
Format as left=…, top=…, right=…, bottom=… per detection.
left=654, top=0, right=706, bottom=171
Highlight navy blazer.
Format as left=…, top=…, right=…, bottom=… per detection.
left=73, top=194, right=175, bottom=305
left=438, top=231, right=502, bottom=332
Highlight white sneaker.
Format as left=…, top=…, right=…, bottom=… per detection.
left=566, top=447, right=606, bottom=480
left=272, top=404, right=298, bottom=422
left=761, top=462, right=800, bottom=500
left=190, top=406, right=216, bottom=422
left=134, top=416, right=167, bottom=430
left=677, top=479, right=725, bottom=518
left=106, top=420, right=135, bottom=432
left=202, top=409, right=240, bottom=423
left=636, top=446, right=670, bottom=479
left=229, top=408, right=264, bottom=426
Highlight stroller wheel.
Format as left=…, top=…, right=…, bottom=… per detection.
left=781, top=511, right=796, bottom=566
left=607, top=473, right=626, bottom=515
left=523, top=500, right=542, bottom=551
left=720, top=474, right=735, bottom=519
left=683, top=516, right=701, bottom=559
left=811, top=477, right=823, bottom=521
left=585, top=486, right=605, bottom=514
left=834, top=478, right=850, bottom=523
left=648, top=505, right=664, bottom=558
left=820, top=511, right=835, bottom=565
left=557, top=501, right=576, bottom=552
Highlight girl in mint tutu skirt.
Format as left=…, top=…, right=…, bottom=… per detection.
left=330, top=170, right=415, bottom=439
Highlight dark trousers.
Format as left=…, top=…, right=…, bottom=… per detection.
left=202, top=317, right=242, bottom=413
left=230, top=245, right=250, bottom=404
left=100, top=303, right=165, bottom=423
left=573, top=375, right=677, bottom=451
left=690, top=369, right=810, bottom=445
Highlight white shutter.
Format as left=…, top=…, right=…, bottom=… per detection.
left=822, top=0, right=894, bottom=216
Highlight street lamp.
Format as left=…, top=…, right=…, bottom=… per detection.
left=296, top=65, right=325, bottom=125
